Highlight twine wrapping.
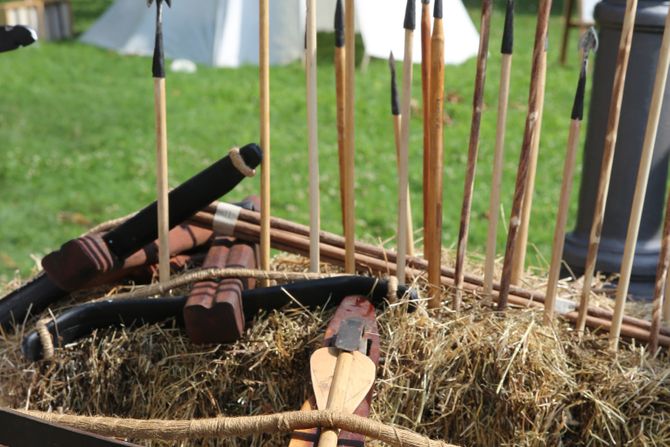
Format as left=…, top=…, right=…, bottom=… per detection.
left=20, top=409, right=458, bottom=447
left=35, top=318, right=54, bottom=360
left=229, top=146, right=256, bottom=177
left=387, top=275, right=399, bottom=304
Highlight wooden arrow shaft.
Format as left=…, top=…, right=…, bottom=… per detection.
left=544, top=118, right=581, bottom=323
left=454, top=0, right=492, bottom=310
left=335, top=46, right=346, bottom=232
left=610, top=6, right=670, bottom=352
left=497, top=0, right=552, bottom=310
left=316, top=351, right=354, bottom=447
left=393, top=115, right=415, bottom=258
left=396, top=29, right=414, bottom=283
left=259, top=0, right=271, bottom=283
left=421, top=1, right=431, bottom=260
left=511, top=46, right=547, bottom=284
left=306, top=0, right=320, bottom=272
left=484, top=53, right=512, bottom=297
left=154, top=77, right=170, bottom=284
left=427, top=17, right=444, bottom=308
left=344, top=0, right=356, bottom=273
left=577, top=0, right=638, bottom=332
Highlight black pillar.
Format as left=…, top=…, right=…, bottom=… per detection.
left=563, top=0, right=670, bottom=297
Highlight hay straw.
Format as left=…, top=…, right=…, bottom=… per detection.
left=1, top=255, right=669, bottom=446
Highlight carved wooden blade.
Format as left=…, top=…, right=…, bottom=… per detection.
left=310, top=347, right=376, bottom=412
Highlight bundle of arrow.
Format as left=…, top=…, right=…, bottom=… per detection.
left=1, top=0, right=670, bottom=445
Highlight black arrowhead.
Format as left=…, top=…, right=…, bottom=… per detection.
left=334, top=0, right=344, bottom=48
left=501, top=0, right=514, bottom=55
left=434, top=0, right=443, bottom=19
left=150, top=0, right=167, bottom=78
left=389, top=52, right=400, bottom=116
left=404, top=0, right=416, bottom=30
left=571, top=62, right=587, bottom=121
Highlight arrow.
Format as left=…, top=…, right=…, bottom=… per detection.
left=611, top=8, right=670, bottom=352
left=306, top=0, right=320, bottom=272
left=343, top=0, right=356, bottom=273
left=512, top=35, right=548, bottom=285
left=389, top=52, right=415, bottom=259
left=0, top=25, right=37, bottom=53
left=421, top=0, right=431, bottom=259
left=484, top=0, right=514, bottom=297
left=259, top=0, right=271, bottom=284
left=576, top=0, right=638, bottom=330
left=497, top=0, right=553, bottom=311
left=545, top=28, right=597, bottom=325
left=453, top=0, right=492, bottom=310
left=148, top=0, right=172, bottom=284
left=427, top=0, right=444, bottom=308
left=396, top=0, right=415, bottom=284
left=334, top=0, right=346, bottom=234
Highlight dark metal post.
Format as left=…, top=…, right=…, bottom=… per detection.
left=564, top=0, right=670, bottom=296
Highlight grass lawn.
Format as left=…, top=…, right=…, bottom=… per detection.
left=0, top=0, right=589, bottom=281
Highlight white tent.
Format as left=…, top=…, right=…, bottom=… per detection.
left=81, top=0, right=479, bottom=68
left=81, top=0, right=305, bottom=67
left=317, top=0, right=479, bottom=65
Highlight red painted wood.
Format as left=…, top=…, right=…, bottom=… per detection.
left=288, top=295, right=379, bottom=446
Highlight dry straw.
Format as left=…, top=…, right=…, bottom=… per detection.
left=1, top=254, right=669, bottom=445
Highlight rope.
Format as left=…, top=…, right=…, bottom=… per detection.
left=20, top=409, right=458, bottom=447
left=35, top=318, right=54, bottom=360
left=229, top=147, right=256, bottom=177
left=95, top=268, right=344, bottom=301
left=387, top=275, right=399, bottom=304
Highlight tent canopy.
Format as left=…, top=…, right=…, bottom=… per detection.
left=81, top=0, right=304, bottom=67
left=81, top=0, right=479, bottom=68
left=318, top=0, right=480, bottom=65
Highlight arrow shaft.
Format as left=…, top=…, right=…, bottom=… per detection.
left=421, top=1, right=431, bottom=259
left=454, top=0, right=492, bottom=310
left=317, top=350, right=353, bottom=447
left=427, top=16, right=444, bottom=308
left=335, top=46, right=346, bottom=233
left=544, top=118, right=581, bottom=323
left=610, top=6, right=670, bottom=351
left=343, top=0, right=356, bottom=273
left=497, top=0, right=552, bottom=310
left=396, top=28, right=414, bottom=284
left=154, top=77, right=170, bottom=284
left=578, top=0, right=638, bottom=330
left=259, top=0, right=271, bottom=282
left=306, top=0, right=320, bottom=272
left=393, top=114, right=414, bottom=258
left=511, top=46, right=547, bottom=285
left=484, top=53, right=513, bottom=297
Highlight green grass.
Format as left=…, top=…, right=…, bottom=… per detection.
left=0, top=1, right=589, bottom=281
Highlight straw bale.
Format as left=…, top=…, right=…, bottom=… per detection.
left=0, top=254, right=669, bottom=446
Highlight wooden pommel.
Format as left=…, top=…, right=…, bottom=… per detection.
left=42, top=233, right=119, bottom=291
left=184, top=196, right=260, bottom=344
